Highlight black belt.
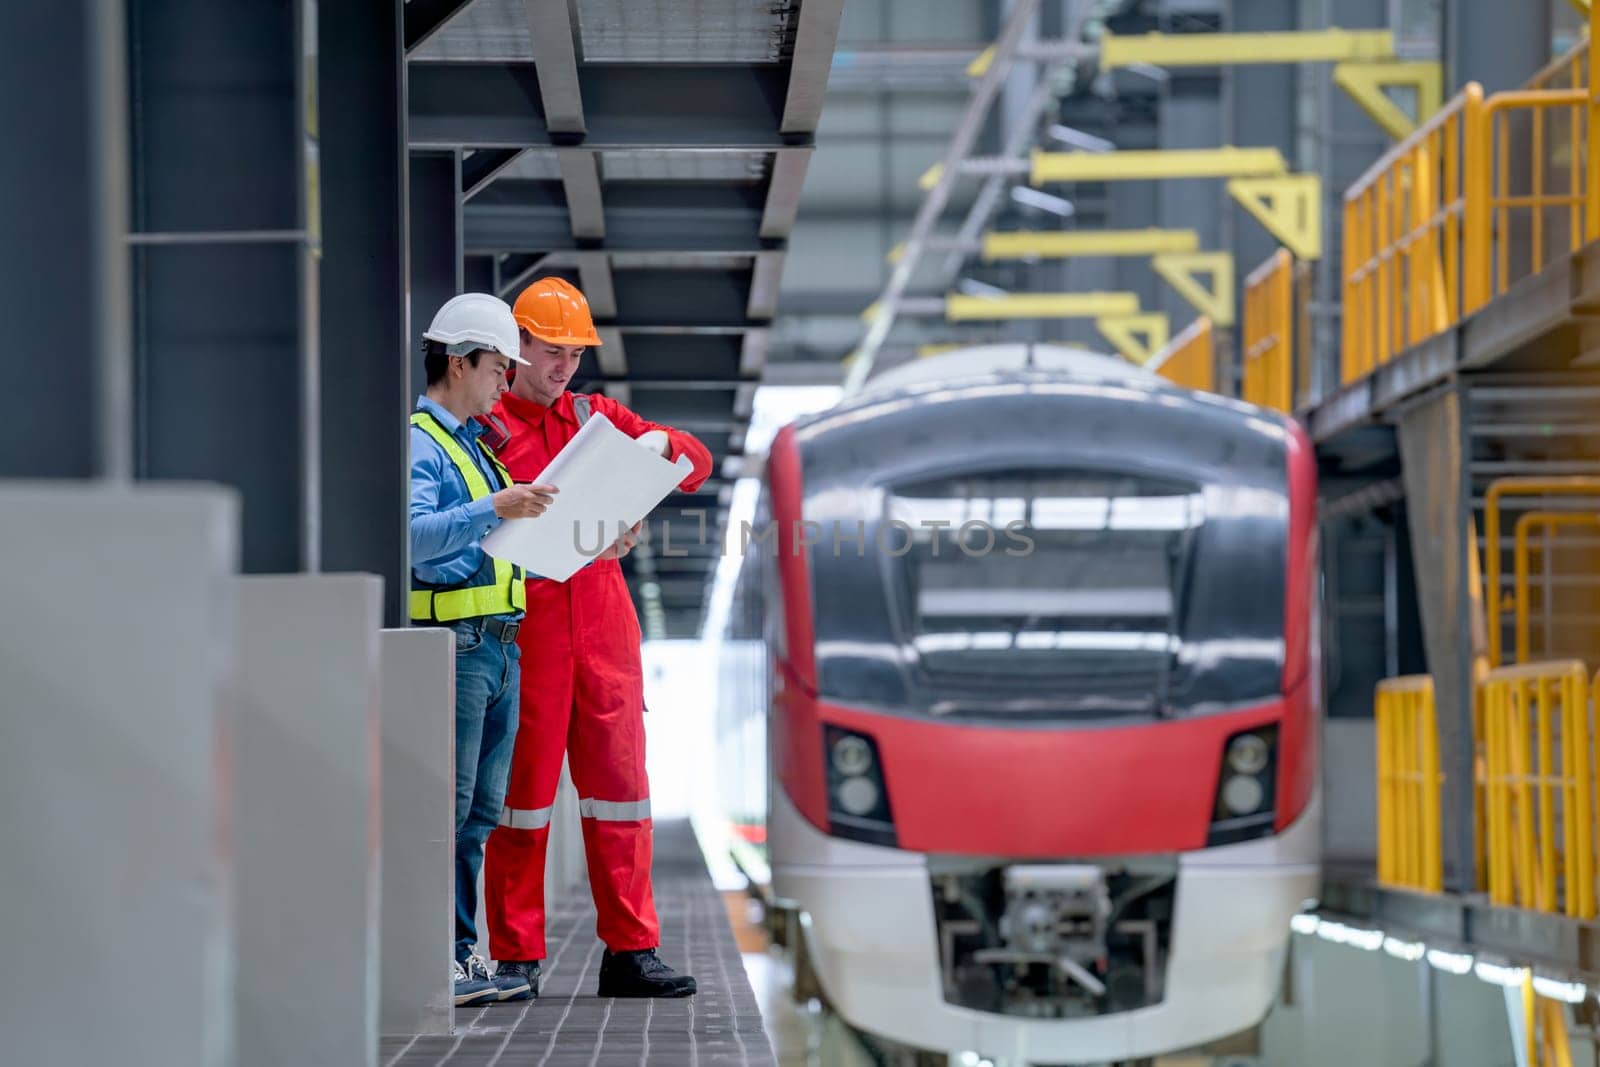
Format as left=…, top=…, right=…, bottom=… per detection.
left=424, top=615, right=521, bottom=644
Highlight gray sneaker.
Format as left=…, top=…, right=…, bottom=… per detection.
left=453, top=959, right=497, bottom=1007
left=493, top=960, right=539, bottom=1002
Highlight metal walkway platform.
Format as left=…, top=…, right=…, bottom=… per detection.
left=382, top=821, right=777, bottom=1067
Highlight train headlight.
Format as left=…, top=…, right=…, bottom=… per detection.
left=1226, top=733, right=1270, bottom=775
left=1221, top=774, right=1265, bottom=815
left=823, top=725, right=897, bottom=847
left=831, top=734, right=874, bottom=777
left=836, top=776, right=879, bottom=816
left=1208, top=726, right=1278, bottom=847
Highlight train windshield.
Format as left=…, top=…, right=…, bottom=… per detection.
left=887, top=470, right=1200, bottom=716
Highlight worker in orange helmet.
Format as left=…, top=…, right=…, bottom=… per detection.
left=483, top=276, right=712, bottom=1000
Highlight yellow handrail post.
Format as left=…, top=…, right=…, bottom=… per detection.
left=1375, top=675, right=1444, bottom=892
left=1463, top=84, right=1490, bottom=315
left=1589, top=0, right=1600, bottom=242
left=1484, top=478, right=1600, bottom=668
left=1481, top=660, right=1594, bottom=919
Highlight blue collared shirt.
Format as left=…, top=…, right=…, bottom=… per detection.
left=409, top=396, right=506, bottom=587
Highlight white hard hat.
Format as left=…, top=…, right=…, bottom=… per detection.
left=423, top=292, right=528, bottom=365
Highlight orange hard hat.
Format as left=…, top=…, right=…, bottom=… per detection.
left=513, top=277, right=602, bottom=347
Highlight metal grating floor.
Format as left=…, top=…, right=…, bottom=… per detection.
left=381, top=820, right=777, bottom=1066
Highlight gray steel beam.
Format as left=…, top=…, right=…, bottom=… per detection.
left=556, top=150, right=605, bottom=239
left=761, top=148, right=813, bottom=238
left=464, top=255, right=495, bottom=293
left=1228, top=0, right=1297, bottom=288
left=740, top=329, right=770, bottom=378
left=748, top=251, right=785, bottom=320
left=1, top=0, right=99, bottom=477
left=404, top=0, right=474, bottom=53
left=1396, top=387, right=1478, bottom=892
left=318, top=0, right=409, bottom=626
left=495, top=252, right=548, bottom=299
left=613, top=335, right=746, bottom=380
left=524, top=0, right=584, bottom=135
left=408, top=63, right=797, bottom=150
left=129, top=0, right=317, bottom=573
left=780, top=0, right=847, bottom=134
left=409, top=151, right=463, bottom=401
left=1445, top=0, right=1549, bottom=95
left=465, top=181, right=770, bottom=253
left=461, top=147, right=526, bottom=200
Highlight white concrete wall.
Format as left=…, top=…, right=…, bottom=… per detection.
left=379, top=627, right=455, bottom=1036
left=234, top=575, right=382, bottom=1067
left=0, top=484, right=240, bottom=1066
left=1323, top=718, right=1379, bottom=863
left=1260, top=932, right=1515, bottom=1067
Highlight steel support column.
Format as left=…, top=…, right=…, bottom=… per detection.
left=1396, top=386, right=1477, bottom=892
left=1228, top=0, right=1298, bottom=287
left=319, top=0, right=408, bottom=625
left=1444, top=0, right=1549, bottom=95
left=0, top=1, right=110, bottom=478
left=129, top=0, right=318, bottom=573
left=408, top=150, right=463, bottom=401
left=1159, top=74, right=1225, bottom=332
left=1307, top=0, right=1389, bottom=406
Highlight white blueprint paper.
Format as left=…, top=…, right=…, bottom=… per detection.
left=482, top=411, right=694, bottom=582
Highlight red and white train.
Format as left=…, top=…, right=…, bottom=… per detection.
left=715, top=345, right=1321, bottom=1063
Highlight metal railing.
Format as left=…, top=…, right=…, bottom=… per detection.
left=1525, top=34, right=1589, bottom=92
left=1481, top=660, right=1595, bottom=918
left=1484, top=477, right=1600, bottom=667
left=1484, top=87, right=1591, bottom=299
left=1342, top=84, right=1484, bottom=383
left=1148, top=315, right=1215, bottom=393
left=1376, top=675, right=1444, bottom=891
left=1243, top=250, right=1294, bottom=412
left=1341, top=23, right=1599, bottom=386
left=1514, top=512, right=1600, bottom=664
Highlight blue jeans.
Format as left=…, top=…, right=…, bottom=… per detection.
left=452, top=617, right=521, bottom=962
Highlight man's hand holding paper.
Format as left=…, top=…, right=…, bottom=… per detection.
left=481, top=412, right=695, bottom=581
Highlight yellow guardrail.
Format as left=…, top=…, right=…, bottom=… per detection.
left=1341, top=23, right=1599, bottom=385
left=1514, top=512, right=1600, bottom=664
left=1376, top=675, right=1444, bottom=891
left=1242, top=249, right=1293, bottom=412
left=1341, top=84, right=1485, bottom=383
left=1484, top=477, right=1600, bottom=667
left=1481, top=660, right=1595, bottom=918
left=1148, top=315, right=1215, bottom=392
left=1525, top=32, right=1589, bottom=92
left=1485, top=87, right=1591, bottom=299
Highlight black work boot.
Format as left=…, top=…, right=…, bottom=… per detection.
left=596, top=948, right=697, bottom=998
left=493, top=960, right=540, bottom=1002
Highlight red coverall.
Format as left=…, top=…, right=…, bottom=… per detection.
left=484, top=388, right=711, bottom=960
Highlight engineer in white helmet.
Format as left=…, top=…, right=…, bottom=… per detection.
left=407, top=293, right=557, bottom=1007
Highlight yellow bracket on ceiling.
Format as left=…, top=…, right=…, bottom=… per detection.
left=1152, top=251, right=1236, bottom=327
left=917, top=343, right=966, bottom=359
left=1333, top=60, right=1443, bottom=140
left=945, top=291, right=1141, bottom=322
left=982, top=227, right=1199, bottom=260
left=1097, top=313, right=1170, bottom=365
left=918, top=162, right=944, bottom=191
left=859, top=301, right=881, bottom=323
left=967, top=46, right=996, bottom=77
left=1030, top=146, right=1286, bottom=183
left=1100, top=28, right=1395, bottom=69
left=1228, top=174, right=1323, bottom=260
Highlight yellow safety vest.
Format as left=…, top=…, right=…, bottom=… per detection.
left=409, top=411, right=527, bottom=622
